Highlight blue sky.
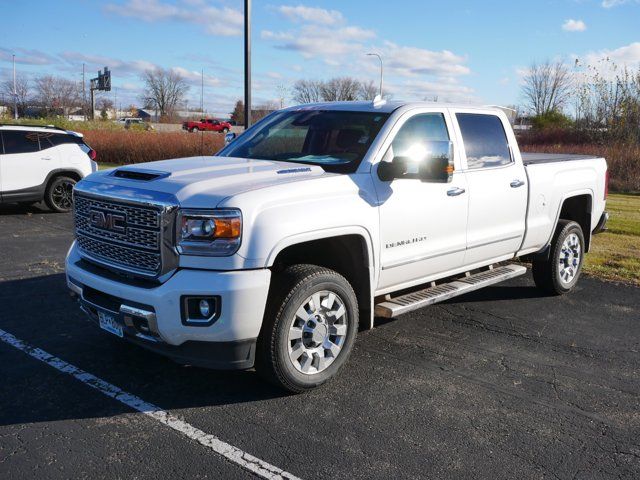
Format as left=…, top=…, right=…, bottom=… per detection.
left=1, top=0, right=639, bottom=114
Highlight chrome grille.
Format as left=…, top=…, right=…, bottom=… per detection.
left=74, top=193, right=164, bottom=276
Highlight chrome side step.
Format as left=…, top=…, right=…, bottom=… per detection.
left=374, top=264, right=527, bottom=318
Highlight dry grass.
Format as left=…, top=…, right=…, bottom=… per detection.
left=519, top=142, right=640, bottom=193
left=84, top=130, right=225, bottom=165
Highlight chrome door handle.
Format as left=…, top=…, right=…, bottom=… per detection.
left=510, top=179, right=525, bottom=188
left=447, top=187, right=466, bottom=196
left=41, top=157, right=52, bottom=161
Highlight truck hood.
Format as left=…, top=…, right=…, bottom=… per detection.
left=82, top=156, right=334, bottom=207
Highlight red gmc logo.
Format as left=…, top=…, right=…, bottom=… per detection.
left=89, top=209, right=126, bottom=233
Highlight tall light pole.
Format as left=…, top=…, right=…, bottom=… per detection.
left=366, top=52, right=383, bottom=99
left=12, top=54, right=18, bottom=119
left=244, top=0, right=252, bottom=128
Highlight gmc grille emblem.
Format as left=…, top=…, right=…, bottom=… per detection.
left=89, top=209, right=127, bottom=233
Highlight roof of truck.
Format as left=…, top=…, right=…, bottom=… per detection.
left=285, top=100, right=499, bottom=114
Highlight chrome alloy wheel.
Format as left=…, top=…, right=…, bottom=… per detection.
left=52, top=180, right=74, bottom=210
left=287, top=290, right=348, bottom=375
left=558, top=232, right=581, bottom=284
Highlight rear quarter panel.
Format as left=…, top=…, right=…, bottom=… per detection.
left=520, top=157, right=607, bottom=254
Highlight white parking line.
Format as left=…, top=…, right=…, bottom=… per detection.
left=0, top=328, right=301, bottom=480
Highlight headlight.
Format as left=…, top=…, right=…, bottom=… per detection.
left=176, top=209, right=242, bottom=256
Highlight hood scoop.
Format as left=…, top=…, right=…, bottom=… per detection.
left=112, top=168, right=169, bottom=181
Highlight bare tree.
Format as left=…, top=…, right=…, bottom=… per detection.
left=34, top=75, right=81, bottom=116
left=292, top=77, right=388, bottom=104
left=522, top=61, right=573, bottom=116
left=359, top=80, right=378, bottom=101
left=291, top=79, right=323, bottom=104
left=141, top=68, right=189, bottom=118
left=96, top=97, right=114, bottom=120
left=320, top=77, right=361, bottom=101
left=1, top=73, right=30, bottom=115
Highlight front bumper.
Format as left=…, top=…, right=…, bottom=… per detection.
left=66, top=242, right=271, bottom=370
left=593, top=211, right=609, bottom=234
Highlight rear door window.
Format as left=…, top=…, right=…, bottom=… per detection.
left=38, top=133, right=82, bottom=149
left=456, top=113, right=512, bottom=169
left=1, top=131, right=41, bottom=154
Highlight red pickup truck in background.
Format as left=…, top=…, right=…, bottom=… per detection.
left=182, top=118, right=232, bottom=133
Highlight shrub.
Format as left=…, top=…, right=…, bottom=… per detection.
left=81, top=131, right=225, bottom=165
left=520, top=143, right=640, bottom=193
left=530, top=111, right=573, bottom=130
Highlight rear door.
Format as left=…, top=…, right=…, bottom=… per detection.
left=451, top=111, right=527, bottom=266
left=0, top=130, right=58, bottom=193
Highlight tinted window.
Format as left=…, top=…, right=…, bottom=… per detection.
left=1, top=131, right=41, bottom=154
left=389, top=113, right=450, bottom=158
left=39, top=133, right=82, bottom=149
left=456, top=113, right=511, bottom=169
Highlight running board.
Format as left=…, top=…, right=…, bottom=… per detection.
left=374, top=264, right=527, bottom=318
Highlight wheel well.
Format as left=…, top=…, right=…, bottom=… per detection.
left=558, top=194, right=592, bottom=251
left=271, top=235, right=372, bottom=329
left=49, top=170, right=82, bottom=184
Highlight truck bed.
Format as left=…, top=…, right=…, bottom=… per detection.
left=521, top=153, right=600, bottom=165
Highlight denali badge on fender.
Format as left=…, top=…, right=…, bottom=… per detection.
left=89, top=209, right=127, bottom=233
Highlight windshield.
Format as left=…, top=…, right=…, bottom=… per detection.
left=217, top=110, right=390, bottom=173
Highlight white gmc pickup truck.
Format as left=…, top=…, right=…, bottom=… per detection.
left=66, top=101, right=608, bottom=392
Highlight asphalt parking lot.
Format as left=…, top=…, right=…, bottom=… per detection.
left=1, top=204, right=639, bottom=479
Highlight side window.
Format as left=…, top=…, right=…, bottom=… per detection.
left=388, top=113, right=450, bottom=160
left=1, top=131, right=41, bottom=154
left=39, top=133, right=80, bottom=149
left=456, top=113, right=511, bottom=169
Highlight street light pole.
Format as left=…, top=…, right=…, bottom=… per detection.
left=244, top=0, right=252, bottom=128
left=366, top=52, right=383, bottom=99
left=12, top=54, right=18, bottom=119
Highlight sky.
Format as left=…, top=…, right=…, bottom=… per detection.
left=1, top=0, right=639, bottom=115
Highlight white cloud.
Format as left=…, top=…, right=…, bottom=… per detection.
left=277, top=5, right=344, bottom=25
left=104, top=0, right=243, bottom=36
left=382, top=42, right=470, bottom=77
left=580, top=42, right=640, bottom=69
left=270, top=24, right=375, bottom=59
left=0, top=47, right=57, bottom=65
left=562, top=19, right=587, bottom=32
left=389, top=79, right=476, bottom=103
left=602, top=0, right=639, bottom=7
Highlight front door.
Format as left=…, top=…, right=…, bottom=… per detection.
left=374, top=110, right=469, bottom=293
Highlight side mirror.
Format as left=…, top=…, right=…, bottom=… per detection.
left=378, top=140, right=454, bottom=183
left=224, top=132, right=237, bottom=145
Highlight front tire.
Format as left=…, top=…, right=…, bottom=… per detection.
left=45, top=176, right=76, bottom=213
left=190, top=127, right=199, bottom=133
left=532, top=220, right=585, bottom=295
left=222, top=127, right=229, bottom=134
left=256, top=265, right=359, bottom=393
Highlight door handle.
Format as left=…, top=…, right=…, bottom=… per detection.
left=510, top=179, right=525, bottom=188
left=41, top=156, right=52, bottom=161
left=447, top=187, right=466, bottom=196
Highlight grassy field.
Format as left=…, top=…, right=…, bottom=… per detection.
left=584, top=194, right=640, bottom=285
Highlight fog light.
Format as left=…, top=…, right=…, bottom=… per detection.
left=199, top=299, right=211, bottom=317
left=181, top=296, right=220, bottom=326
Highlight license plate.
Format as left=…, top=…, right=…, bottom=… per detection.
left=98, top=310, right=124, bottom=338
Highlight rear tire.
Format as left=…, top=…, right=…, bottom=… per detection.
left=532, top=220, right=585, bottom=295
left=256, top=265, right=359, bottom=393
left=45, top=176, right=76, bottom=213
left=190, top=127, right=199, bottom=133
